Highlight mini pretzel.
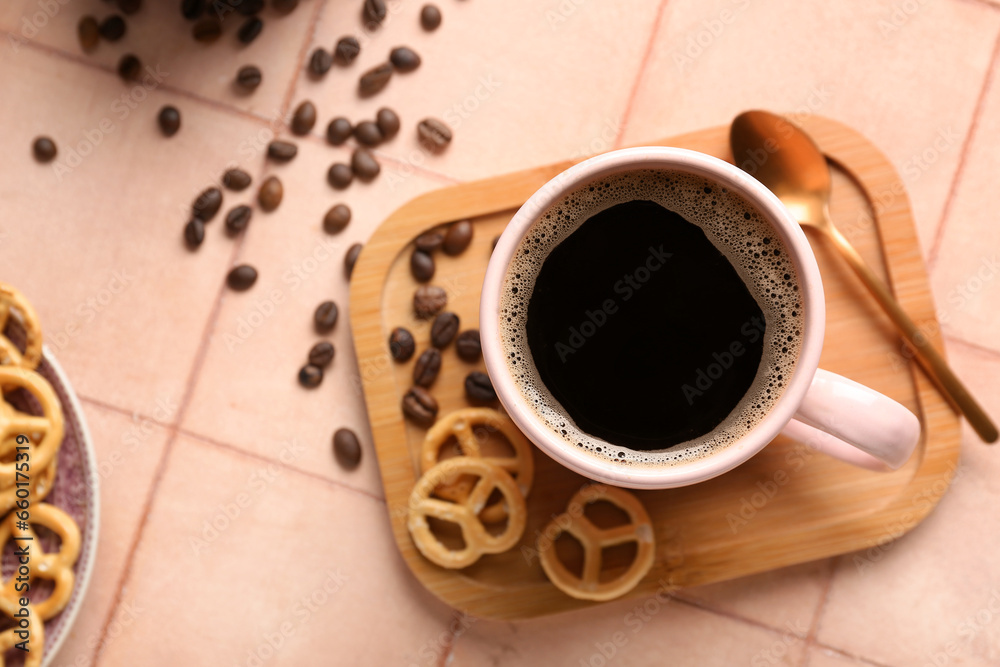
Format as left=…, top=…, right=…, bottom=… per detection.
left=0, top=503, right=80, bottom=621
left=0, top=595, right=43, bottom=667
left=0, top=284, right=42, bottom=371
left=0, top=438, right=55, bottom=516
left=420, top=408, right=534, bottom=523
left=0, top=368, right=64, bottom=489
left=407, top=458, right=526, bottom=569
left=539, top=484, right=655, bottom=601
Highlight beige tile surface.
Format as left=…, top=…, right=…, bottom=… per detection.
left=807, top=646, right=883, bottom=667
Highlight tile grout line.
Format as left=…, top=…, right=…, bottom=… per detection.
left=76, top=394, right=174, bottom=429
left=943, top=332, right=1000, bottom=360
left=611, top=0, right=672, bottom=149
left=811, top=641, right=898, bottom=667
left=797, top=557, right=838, bottom=667
left=671, top=594, right=807, bottom=639
left=926, top=25, right=1000, bottom=270
left=276, top=0, right=329, bottom=125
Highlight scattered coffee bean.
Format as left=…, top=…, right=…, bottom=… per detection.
left=227, top=264, right=258, bottom=291
left=158, top=106, right=181, bottom=137
left=236, top=0, right=264, bottom=14
left=359, top=63, right=392, bottom=96
left=184, top=219, right=205, bottom=249
left=298, top=363, right=323, bottom=388
left=414, top=232, right=444, bottom=253
left=465, top=371, right=497, bottom=404
left=389, top=46, right=421, bottom=72
left=351, top=147, right=380, bottom=181
left=353, top=121, right=383, bottom=146
left=258, top=176, right=283, bottom=211
left=225, top=205, right=252, bottom=234
left=413, top=285, right=447, bottom=319
left=455, top=330, right=482, bottom=362
left=491, top=235, right=500, bottom=251
left=117, top=0, right=141, bottom=15
left=327, top=163, right=353, bottom=189
left=402, top=386, right=438, bottom=425
left=335, top=35, right=361, bottom=64
left=235, top=65, right=262, bottom=91
left=192, top=18, right=222, bottom=42
left=363, top=0, right=387, bottom=26
left=181, top=0, right=204, bottom=20
left=420, top=4, right=441, bottom=30
left=417, top=118, right=453, bottom=152
left=267, top=140, right=298, bottom=162
left=309, top=48, right=333, bottom=76
left=333, top=428, right=362, bottom=470
left=375, top=107, right=400, bottom=140
left=443, top=220, right=473, bottom=255
left=388, top=327, right=415, bottom=362
left=430, top=312, right=459, bottom=348
left=98, top=15, right=126, bottom=41
left=309, top=341, right=336, bottom=368
left=118, top=54, right=142, bottom=82
left=327, top=117, right=353, bottom=145
left=323, top=204, right=351, bottom=234
left=32, top=137, right=57, bottom=163
left=291, top=100, right=316, bottom=135
left=192, top=187, right=223, bottom=221
left=237, top=16, right=263, bottom=44
left=410, top=249, right=435, bottom=282
left=78, top=16, right=99, bottom=52
left=345, top=243, right=363, bottom=278
left=222, top=168, right=252, bottom=191
left=314, top=300, right=339, bottom=333
left=413, top=348, right=442, bottom=387
left=273, top=0, right=299, bottom=14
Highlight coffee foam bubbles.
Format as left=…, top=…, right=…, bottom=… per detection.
left=498, top=169, right=804, bottom=468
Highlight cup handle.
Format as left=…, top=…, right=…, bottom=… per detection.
left=779, top=369, right=921, bottom=471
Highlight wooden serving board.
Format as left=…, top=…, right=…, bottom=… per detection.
left=349, top=115, right=961, bottom=619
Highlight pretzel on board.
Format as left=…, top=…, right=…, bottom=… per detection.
left=0, top=367, right=64, bottom=489
left=0, top=284, right=42, bottom=372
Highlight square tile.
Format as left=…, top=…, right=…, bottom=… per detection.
left=808, top=646, right=885, bottom=667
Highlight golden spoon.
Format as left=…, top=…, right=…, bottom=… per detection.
left=730, top=109, right=997, bottom=443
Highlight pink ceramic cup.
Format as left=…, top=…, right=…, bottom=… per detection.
left=480, top=147, right=921, bottom=490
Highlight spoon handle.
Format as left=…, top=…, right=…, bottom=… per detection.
left=821, top=217, right=998, bottom=443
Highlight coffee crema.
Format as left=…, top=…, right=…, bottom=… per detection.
left=498, top=169, right=804, bottom=468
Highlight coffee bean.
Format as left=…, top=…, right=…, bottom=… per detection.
left=326, top=117, right=353, bottom=145
left=225, top=205, right=252, bottom=234
left=236, top=65, right=262, bottom=91
left=359, top=63, right=392, bottom=96
left=410, top=249, right=435, bottom=282
left=314, top=300, right=339, bottom=333
left=335, top=36, right=360, bottom=64
left=192, top=187, right=223, bottom=221
left=237, top=16, right=263, bottom=44
left=192, top=18, right=222, bottom=42
left=273, top=0, right=299, bottom=14
left=222, top=168, right=252, bottom=191
left=388, top=327, right=415, bottom=362
left=78, top=16, right=99, bottom=52
left=443, top=220, right=473, bottom=255
left=323, top=204, right=351, bottom=234
left=353, top=121, right=382, bottom=146
left=414, top=232, right=444, bottom=253
left=375, top=107, right=400, bottom=140
left=351, top=147, right=380, bottom=181
left=267, top=140, right=298, bottom=162
left=309, top=48, right=332, bottom=76
left=420, top=4, right=441, bottom=30
left=258, top=176, right=283, bottom=211
left=158, top=106, right=181, bottom=137
left=98, top=15, right=126, bottom=41
left=345, top=243, right=363, bottom=278
left=363, top=0, right=387, bottom=25
left=465, top=371, right=497, bottom=404
left=181, top=0, right=204, bottom=20
left=227, top=264, right=258, bottom=291
left=455, top=330, right=482, bottom=362
left=430, top=312, right=459, bottom=348
left=413, top=348, right=442, bottom=387
left=236, top=0, right=264, bottom=15
left=402, top=386, right=438, bottom=425
left=291, top=100, right=316, bottom=135
left=298, top=364, right=323, bottom=388
left=32, top=137, right=57, bottom=163
left=413, top=285, right=447, bottom=319
left=389, top=46, right=421, bottom=72
left=417, top=118, right=452, bottom=151
left=333, top=428, right=362, bottom=470
left=184, top=219, right=205, bottom=249
left=327, top=163, right=353, bottom=189
left=117, top=0, right=141, bottom=15
left=309, top=341, right=336, bottom=368
left=118, top=54, right=142, bottom=82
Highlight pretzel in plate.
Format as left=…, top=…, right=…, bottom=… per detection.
left=407, top=458, right=526, bottom=569
left=0, top=284, right=42, bottom=372
left=539, top=484, right=655, bottom=601
left=0, top=368, right=64, bottom=489
left=0, top=595, right=43, bottom=667
left=420, top=408, right=534, bottom=523
left=0, top=438, right=55, bottom=516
